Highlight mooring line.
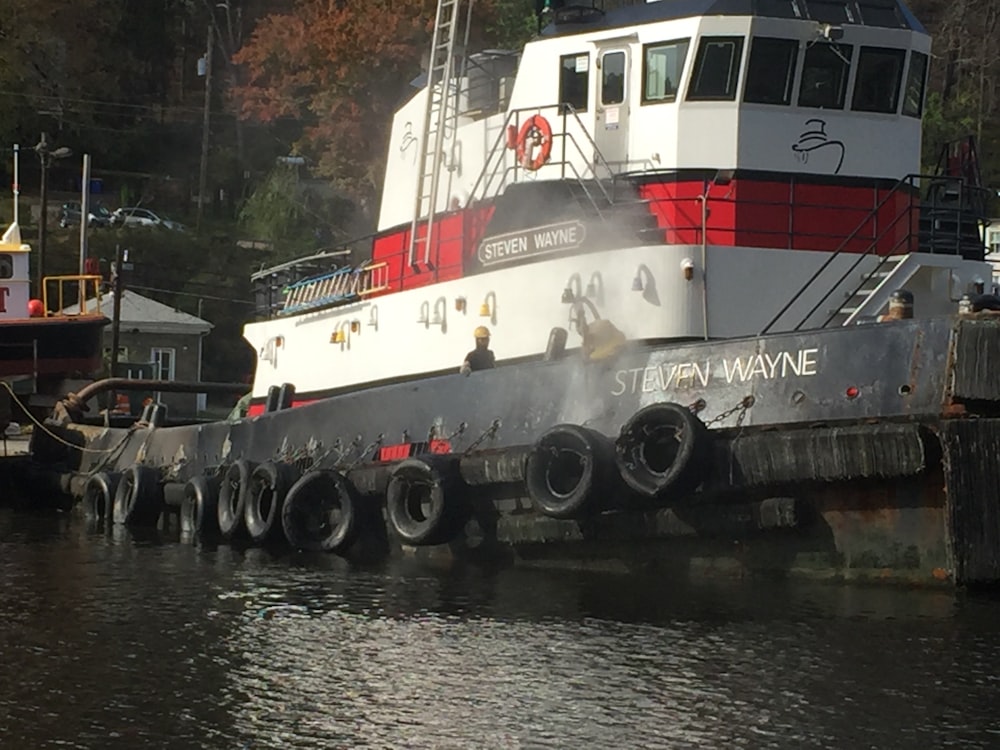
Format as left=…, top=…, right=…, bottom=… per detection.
left=0, top=381, right=137, bottom=456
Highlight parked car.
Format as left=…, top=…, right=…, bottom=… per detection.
left=59, top=201, right=113, bottom=228
left=110, top=207, right=186, bottom=231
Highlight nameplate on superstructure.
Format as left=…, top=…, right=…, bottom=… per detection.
left=477, top=220, right=586, bottom=267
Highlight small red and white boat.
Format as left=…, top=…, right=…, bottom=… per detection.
left=0, top=221, right=107, bottom=420
left=34, top=0, right=1000, bottom=586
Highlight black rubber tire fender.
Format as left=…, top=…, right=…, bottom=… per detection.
left=614, top=402, right=709, bottom=499
left=181, top=474, right=222, bottom=539
left=84, top=471, right=121, bottom=524
left=281, top=469, right=360, bottom=554
left=112, top=465, right=163, bottom=526
left=217, top=459, right=257, bottom=539
left=385, top=455, right=465, bottom=546
left=525, top=424, right=614, bottom=519
left=245, top=461, right=299, bottom=543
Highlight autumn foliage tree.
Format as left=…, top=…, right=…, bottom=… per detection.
left=231, top=0, right=433, bottom=214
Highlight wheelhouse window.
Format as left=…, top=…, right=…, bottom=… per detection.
left=901, top=51, right=928, bottom=118
left=857, top=1, right=904, bottom=28
left=804, top=0, right=854, bottom=23
left=642, top=39, right=689, bottom=103
left=852, top=46, right=905, bottom=113
left=756, top=0, right=803, bottom=19
left=560, top=53, right=589, bottom=112
left=602, top=51, right=626, bottom=105
left=744, top=37, right=798, bottom=105
left=798, top=42, right=853, bottom=109
left=686, top=36, right=744, bottom=101
left=0, top=254, right=12, bottom=279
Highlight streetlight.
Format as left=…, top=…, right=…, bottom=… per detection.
left=34, top=132, right=72, bottom=298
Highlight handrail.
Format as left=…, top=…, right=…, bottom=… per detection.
left=466, top=103, right=618, bottom=215
left=42, top=275, right=104, bottom=317
left=758, top=174, right=916, bottom=334
left=761, top=172, right=988, bottom=333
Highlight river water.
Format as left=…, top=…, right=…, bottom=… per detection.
left=2, top=508, right=999, bottom=749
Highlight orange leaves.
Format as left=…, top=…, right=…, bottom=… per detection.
left=232, top=0, right=431, bottom=199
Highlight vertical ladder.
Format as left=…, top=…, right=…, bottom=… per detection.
left=407, top=0, right=470, bottom=269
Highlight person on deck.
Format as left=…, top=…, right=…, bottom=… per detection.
left=460, top=326, right=496, bottom=375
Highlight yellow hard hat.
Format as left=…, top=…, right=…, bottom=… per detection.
left=474, top=325, right=490, bottom=338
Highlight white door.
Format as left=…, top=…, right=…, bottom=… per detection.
left=595, top=48, right=630, bottom=176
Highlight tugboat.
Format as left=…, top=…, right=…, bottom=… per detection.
left=0, top=221, right=107, bottom=430
left=30, top=0, right=1000, bottom=585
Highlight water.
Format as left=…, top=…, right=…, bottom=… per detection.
left=2, top=508, right=1000, bottom=749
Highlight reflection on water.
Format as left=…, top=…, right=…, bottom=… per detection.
left=2, top=508, right=1000, bottom=749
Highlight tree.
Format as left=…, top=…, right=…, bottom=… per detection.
left=231, top=0, right=432, bottom=214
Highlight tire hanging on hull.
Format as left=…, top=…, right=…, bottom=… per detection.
left=112, top=465, right=163, bottom=526
left=614, top=402, right=709, bottom=500
left=84, top=471, right=121, bottom=525
left=385, top=456, right=467, bottom=546
left=281, top=469, right=362, bottom=554
left=217, top=459, right=257, bottom=539
left=525, top=424, right=617, bottom=519
left=245, top=461, right=300, bottom=544
left=181, top=474, right=222, bottom=539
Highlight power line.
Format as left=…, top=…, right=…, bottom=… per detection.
left=127, top=284, right=254, bottom=306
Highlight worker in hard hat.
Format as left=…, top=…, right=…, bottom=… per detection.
left=460, top=325, right=496, bottom=375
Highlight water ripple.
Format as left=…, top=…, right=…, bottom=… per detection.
left=2, top=509, right=1000, bottom=748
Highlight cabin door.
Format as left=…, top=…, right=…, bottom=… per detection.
left=594, top=47, right=630, bottom=177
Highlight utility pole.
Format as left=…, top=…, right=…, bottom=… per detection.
left=197, top=22, right=214, bottom=234
left=107, top=243, right=126, bottom=415
left=110, top=244, right=126, bottom=378
left=79, top=154, right=91, bottom=310
left=33, top=133, right=72, bottom=300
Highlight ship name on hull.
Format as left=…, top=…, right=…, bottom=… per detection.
left=477, top=221, right=585, bottom=266
left=611, top=348, right=819, bottom=396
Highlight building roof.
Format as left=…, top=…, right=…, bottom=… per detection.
left=62, top=289, right=213, bottom=335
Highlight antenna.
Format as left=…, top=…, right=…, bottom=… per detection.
left=12, top=143, right=19, bottom=225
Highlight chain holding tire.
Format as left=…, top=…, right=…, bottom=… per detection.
left=463, top=419, right=501, bottom=455
left=692, top=395, right=755, bottom=428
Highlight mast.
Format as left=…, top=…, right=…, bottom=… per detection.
left=12, top=144, right=19, bottom=226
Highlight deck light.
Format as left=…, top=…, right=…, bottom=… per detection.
left=417, top=300, right=430, bottom=326
left=562, top=272, right=582, bottom=303
left=585, top=271, right=604, bottom=303
left=845, top=386, right=859, bottom=399
left=681, top=258, right=695, bottom=281
left=368, top=304, right=379, bottom=330
left=350, top=320, right=360, bottom=333
left=455, top=296, right=467, bottom=312
left=431, top=297, right=447, bottom=330
left=480, top=291, right=497, bottom=325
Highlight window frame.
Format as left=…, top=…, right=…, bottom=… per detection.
left=901, top=50, right=928, bottom=118
left=641, top=37, right=690, bottom=105
left=851, top=45, right=906, bottom=114
left=686, top=35, right=745, bottom=102
left=743, top=37, right=799, bottom=106
left=600, top=50, right=627, bottom=106
left=559, top=52, right=590, bottom=113
left=151, top=347, right=177, bottom=381
left=797, top=41, right=854, bottom=110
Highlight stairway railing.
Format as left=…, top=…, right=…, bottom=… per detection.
left=759, top=175, right=919, bottom=334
